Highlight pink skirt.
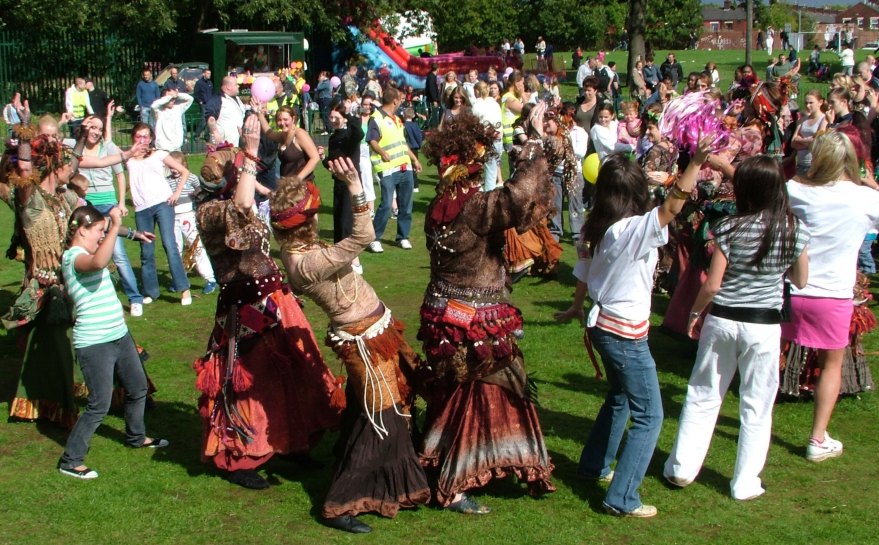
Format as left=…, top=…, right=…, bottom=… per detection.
left=781, top=296, right=853, bottom=350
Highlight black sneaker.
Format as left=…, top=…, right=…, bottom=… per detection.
left=132, top=438, right=169, bottom=449
left=58, top=465, right=99, bottom=480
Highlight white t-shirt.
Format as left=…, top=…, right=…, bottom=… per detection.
left=217, top=95, right=246, bottom=146
left=575, top=207, right=668, bottom=323
left=787, top=179, right=879, bottom=298
left=590, top=121, right=633, bottom=160
left=471, top=97, right=502, bottom=137
left=841, top=48, right=855, bottom=68
left=127, top=151, right=172, bottom=211
left=152, top=93, right=193, bottom=151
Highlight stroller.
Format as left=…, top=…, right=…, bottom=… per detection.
left=815, top=63, right=832, bottom=83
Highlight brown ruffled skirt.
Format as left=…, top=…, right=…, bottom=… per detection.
left=418, top=355, right=555, bottom=506
left=322, top=316, right=430, bottom=518
left=504, top=221, right=562, bottom=276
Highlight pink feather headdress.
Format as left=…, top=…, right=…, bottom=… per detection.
left=659, top=91, right=730, bottom=155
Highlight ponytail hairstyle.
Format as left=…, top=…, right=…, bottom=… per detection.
left=66, top=204, right=105, bottom=248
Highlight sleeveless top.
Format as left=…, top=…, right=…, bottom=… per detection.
left=279, top=138, right=315, bottom=181
left=796, top=117, right=824, bottom=175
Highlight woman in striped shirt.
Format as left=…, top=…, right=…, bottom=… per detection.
left=57, top=205, right=167, bottom=480
left=556, top=138, right=711, bottom=518
left=663, top=156, right=809, bottom=500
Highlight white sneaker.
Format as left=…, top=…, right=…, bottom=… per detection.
left=142, top=297, right=154, bottom=305
left=399, top=239, right=413, bottom=250
left=181, top=290, right=193, bottom=306
left=368, top=241, right=384, bottom=253
left=806, top=432, right=844, bottom=462
left=130, top=303, right=143, bottom=317
left=664, top=473, right=694, bottom=488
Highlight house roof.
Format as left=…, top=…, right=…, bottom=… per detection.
left=702, top=7, right=747, bottom=21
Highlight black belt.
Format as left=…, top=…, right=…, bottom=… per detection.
left=709, top=303, right=781, bottom=325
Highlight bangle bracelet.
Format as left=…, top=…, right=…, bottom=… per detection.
left=352, top=204, right=370, bottom=214
left=238, top=166, right=258, bottom=177
left=352, top=192, right=367, bottom=206
left=689, top=311, right=701, bottom=318
left=241, top=149, right=261, bottom=164
left=669, top=183, right=691, bottom=200
left=127, top=229, right=135, bottom=240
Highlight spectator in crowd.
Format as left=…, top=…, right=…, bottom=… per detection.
left=660, top=53, right=684, bottom=90
left=65, top=77, right=93, bottom=137
left=366, top=86, right=422, bottom=253
left=151, top=89, right=193, bottom=152
left=631, top=60, right=648, bottom=99
left=643, top=55, right=661, bottom=92
left=163, top=65, right=187, bottom=93
left=425, top=63, right=441, bottom=127
left=471, top=81, right=503, bottom=190
left=3, top=91, right=25, bottom=135
left=136, top=68, right=160, bottom=127
left=85, top=79, right=110, bottom=120
left=315, top=71, right=334, bottom=135
left=342, top=64, right=360, bottom=98
left=205, top=76, right=245, bottom=146
left=809, top=45, right=822, bottom=75
left=193, top=69, right=213, bottom=140
left=576, top=56, right=594, bottom=97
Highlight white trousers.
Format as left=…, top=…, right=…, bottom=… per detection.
left=359, top=142, right=376, bottom=203
left=664, top=314, right=780, bottom=500
left=174, top=210, right=215, bottom=283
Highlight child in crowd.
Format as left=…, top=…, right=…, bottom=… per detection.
left=58, top=205, right=168, bottom=480
left=403, top=108, right=423, bottom=193
left=591, top=103, right=633, bottom=160
left=166, top=151, right=217, bottom=294
left=617, top=102, right=642, bottom=148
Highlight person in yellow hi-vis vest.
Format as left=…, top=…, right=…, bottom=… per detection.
left=500, top=71, right=526, bottom=173
left=366, top=86, right=422, bottom=253
left=65, top=77, right=93, bottom=138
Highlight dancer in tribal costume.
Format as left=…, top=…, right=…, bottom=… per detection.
left=269, top=157, right=429, bottom=534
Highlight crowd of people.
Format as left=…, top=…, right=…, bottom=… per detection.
left=2, top=42, right=879, bottom=532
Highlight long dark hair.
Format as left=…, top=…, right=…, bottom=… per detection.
left=66, top=204, right=104, bottom=248
left=715, top=155, right=798, bottom=267
left=581, top=153, right=650, bottom=254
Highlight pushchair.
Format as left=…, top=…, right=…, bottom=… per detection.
left=815, top=63, right=831, bottom=83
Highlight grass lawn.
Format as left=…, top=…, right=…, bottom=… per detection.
left=2, top=49, right=879, bottom=544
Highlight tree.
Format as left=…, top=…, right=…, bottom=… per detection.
left=645, top=0, right=702, bottom=50
left=627, top=0, right=647, bottom=90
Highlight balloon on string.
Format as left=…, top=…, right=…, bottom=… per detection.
left=250, top=76, right=276, bottom=102
left=582, top=153, right=600, bottom=184
left=301, top=84, right=311, bottom=93
left=330, top=76, right=341, bottom=89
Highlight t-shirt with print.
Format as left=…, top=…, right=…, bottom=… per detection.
left=62, top=246, right=127, bottom=349
left=712, top=213, right=810, bottom=309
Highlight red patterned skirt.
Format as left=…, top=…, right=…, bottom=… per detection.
left=193, top=287, right=341, bottom=471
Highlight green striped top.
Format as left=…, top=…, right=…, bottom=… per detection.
left=62, top=246, right=128, bottom=348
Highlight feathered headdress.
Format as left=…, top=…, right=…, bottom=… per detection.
left=659, top=91, right=730, bottom=155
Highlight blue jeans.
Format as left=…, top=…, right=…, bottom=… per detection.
left=483, top=140, right=503, bottom=191
left=373, top=169, right=413, bottom=241
left=139, top=107, right=154, bottom=128
left=858, top=234, right=876, bottom=274
left=580, top=327, right=664, bottom=513
left=59, top=333, right=148, bottom=468
left=92, top=203, right=143, bottom=304
left=135, top=201, right=190, bottom=298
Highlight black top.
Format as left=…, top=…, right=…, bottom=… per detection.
left=322, top=114, right=364, bottom=181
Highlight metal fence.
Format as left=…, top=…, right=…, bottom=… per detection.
left=0, top=30, right=175, bottom=113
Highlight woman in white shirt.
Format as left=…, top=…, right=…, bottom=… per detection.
left=555, top=138, right=711, bottom=518
left=471, top=81, right=503, bottom=190
left=783, top=129, right=879, bottom=462
left=126, top=122, right=193, bottom=305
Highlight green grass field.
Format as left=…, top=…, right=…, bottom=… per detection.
left=2, top=49, right=879, bottom=545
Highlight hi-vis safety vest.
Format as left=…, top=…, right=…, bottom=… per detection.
left=72, top=89, right=90, bottom=119
left=370, top=108, right=411, bottom=174
left=501, top=91, right=520, bottom=145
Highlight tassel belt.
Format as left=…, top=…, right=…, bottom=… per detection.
left=327, top=307, right=408, bottom=439
left=710, top=303, right=781, bottom=325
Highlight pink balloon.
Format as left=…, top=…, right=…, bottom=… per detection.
left=504, top=67, right=514, bottom=75
left=251, top=76, right=276, bottom=102
left=330, top=76, right=341, bottom=88
left=301, top=83, right=311, bottom=93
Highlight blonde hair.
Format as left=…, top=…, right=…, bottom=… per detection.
left=806, top=129, right=861, bottom=185
left=474, top=81, right=489, bottom=99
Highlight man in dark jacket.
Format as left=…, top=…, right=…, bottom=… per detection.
left=193, top=69, right=214, bottom=140
left=425, top=63, right=441, bottom=128
left=660, top=53, right=684, bottom=90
